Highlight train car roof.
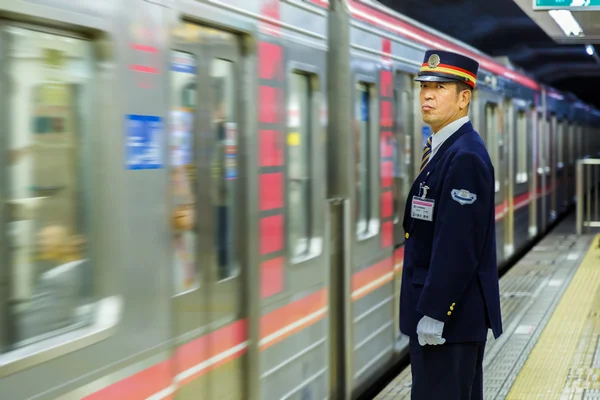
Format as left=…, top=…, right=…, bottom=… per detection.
left=347, top=0, right=599, bottom=112
left=306, top=0, right=599, bottom=114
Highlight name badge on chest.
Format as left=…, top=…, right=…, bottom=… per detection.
left=411, top=184, right=435, bottom=222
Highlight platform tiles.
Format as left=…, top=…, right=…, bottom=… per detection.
left=375, top=232, right=599, bottom=400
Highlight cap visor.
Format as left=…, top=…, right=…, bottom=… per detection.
left=414, top=74, right=462, bottom=83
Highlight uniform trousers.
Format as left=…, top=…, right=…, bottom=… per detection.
left=409, top=339, right=485, bottom=400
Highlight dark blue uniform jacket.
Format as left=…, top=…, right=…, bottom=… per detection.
left=399, top=121, right=503, bottom=343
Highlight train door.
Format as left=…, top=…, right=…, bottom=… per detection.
left=512, top=103, right=532, bottom=251
left=576, top=124, right=583, bottom=192
left=480, top=97, right=505, bottom=264
left=579, top=125, right=585, bottom=159
left=567, top=122, right=575, bottom=203
left=549, top=114, right=557, bottom=221
left=556, top=119, right=566, bottom=212
left=536, top=112, right=548, bottom=233
left=345, top=58, right=397, bottom=393
left=169, top=23, right=246, bottom=399
left=392, top=71, right=413, bottom=340
left=529, top=110, right=538, bottom=238
left=579, top=125, right=585, bottom=158
left=503, top=99, right=514, bottom=256
left=261, top=41, right=329, bottom=400
left=392, top=72, right=413, bottom=242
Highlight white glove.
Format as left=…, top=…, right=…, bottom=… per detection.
left=416, top=315, right=446, bottom=346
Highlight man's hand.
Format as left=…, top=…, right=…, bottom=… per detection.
left=416, top=315, right=446, bottom=346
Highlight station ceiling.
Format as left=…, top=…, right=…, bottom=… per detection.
left=379, top=0, right=600, bottom=108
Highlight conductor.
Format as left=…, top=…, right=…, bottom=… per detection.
left=399, top=49, right=503, bottom=400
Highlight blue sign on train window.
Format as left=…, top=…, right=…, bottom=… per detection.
left=125, top=114, right=163, bottom=170
left=171, top=51, right=196, bottom=74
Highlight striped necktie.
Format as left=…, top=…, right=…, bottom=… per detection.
left=420, top=136, right=432, bottom=173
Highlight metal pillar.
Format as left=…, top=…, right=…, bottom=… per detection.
left=576, top=159, right=600, bottom=234
left=0, top=26, right=11, bottom=354
left=327, top=0, right=352, bottom=199
left=327, top=1, right=353, bottom=399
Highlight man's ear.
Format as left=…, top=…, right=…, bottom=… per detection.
left=460, top=89, right=471, bottom=110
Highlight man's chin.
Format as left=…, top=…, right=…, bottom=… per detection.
left=421, top=115, right=434, bottom=125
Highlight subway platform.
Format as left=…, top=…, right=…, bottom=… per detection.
left=375, top=214, right=600, bottom=400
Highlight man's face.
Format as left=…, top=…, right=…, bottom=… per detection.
left=419, top=81, right=470, bottom=132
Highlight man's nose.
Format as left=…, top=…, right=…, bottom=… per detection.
left=422, top=90, right=434, bottom=101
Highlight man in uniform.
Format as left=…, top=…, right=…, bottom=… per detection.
left=399, top=49, right=503, bottom=399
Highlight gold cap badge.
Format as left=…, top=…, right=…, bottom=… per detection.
left=427, top=54, right=440, bottom=69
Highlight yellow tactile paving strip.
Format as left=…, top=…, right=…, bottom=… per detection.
left=507, top=234, right=600, bottom=399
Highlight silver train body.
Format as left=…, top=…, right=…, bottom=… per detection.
left=1, top=0, right=599, bottom=399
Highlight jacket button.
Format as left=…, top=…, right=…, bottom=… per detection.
left=447, top=311, right=452, bottom=316
left=405, top=233, right=409, bottom=239
left=452, top=303, right=456, bottom=307
left=450, top=306, right=454, bottom=311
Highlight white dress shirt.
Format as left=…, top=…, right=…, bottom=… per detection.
left=430, top=116, right=470, bottom=161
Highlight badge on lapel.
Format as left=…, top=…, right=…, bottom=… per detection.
left=451, top=189, right=477, bottom=205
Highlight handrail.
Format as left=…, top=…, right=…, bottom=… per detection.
left=576, top=158, right=600, bottom=234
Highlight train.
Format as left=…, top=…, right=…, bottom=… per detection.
left=1, top=0, right=600, bottom=399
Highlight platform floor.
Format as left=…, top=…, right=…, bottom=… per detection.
left=375, top=216, right=600, bottom=400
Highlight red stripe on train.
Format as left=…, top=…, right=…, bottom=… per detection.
left=260, top=289, right=328, bottom=349
left=83, top=360, right=173, bottom=400
left=82, top=251, right=403, bottom=399
left=175, top=320, right=248, bottom=386
left=306, top=0, right=329, bottom=7
left=352, top=257, right=394, bottom=300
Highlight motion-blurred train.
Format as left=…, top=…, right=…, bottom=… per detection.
left=1, top=0, right=600, bottom=399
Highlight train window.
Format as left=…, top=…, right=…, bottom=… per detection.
left=568, top=123, right=575, bottom=165
left=537, top=114, right=549, bottom=175
left=392, top=88, right=401, bottom=224
left=575, top=125, right=580, bottom=160
left=287, top=72, right=313, bottom=258
left=557, top=121, right=564, bottom=168
left=170, top=51, right=199, bottom=295
left=485, top=103, right=500, bottom=192
left=355, top=82, right=377, bottom=237
left=575, top=124, right=580, bottom=161
left=210, top=59, right=239, bottom=281
left=580, top=125, right=585, bottom=159
left=580, top=125, right=586, bottom=158
left=4, top=28, right=95, bottom=348
left=549, top=115, right=556, bottom=169
left=516, top=110, right=528, bottom=184
left=401, top=98, right=412, bottom=219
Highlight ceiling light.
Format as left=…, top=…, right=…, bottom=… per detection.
left=549, top=10, right=584, bottom=37
left=587, top=44, right=595, bottom=55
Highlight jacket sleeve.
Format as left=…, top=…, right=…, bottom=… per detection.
left=416, top=151, right=494, bottom=323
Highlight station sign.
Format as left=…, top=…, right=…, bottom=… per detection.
left=534, top=0, right=600, bottom=10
